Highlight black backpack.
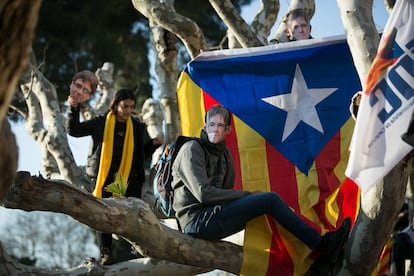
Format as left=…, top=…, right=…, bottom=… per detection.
left=152, top=136, right=201, bottom=218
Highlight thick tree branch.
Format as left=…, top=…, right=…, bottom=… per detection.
left=131, top=0, right=208, bottom=58
left=250, top=0, right=279, bottom=44
left=2, top=172, right=243, bottom=274
left=209, top=0, right=263, bottom=47
left=336, top=0, right=379, bottom=87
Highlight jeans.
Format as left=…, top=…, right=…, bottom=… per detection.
left=184, top=192, right=321, bottom=249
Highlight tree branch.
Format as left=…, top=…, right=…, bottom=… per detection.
left=209, top=0, right=263, bottom=47
left=131, top=0, right=208, bottom=58
left=2, top=172, right=243, bottom=274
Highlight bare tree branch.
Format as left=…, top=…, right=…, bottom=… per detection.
left=2, top=171, right=244, bottom=274
left=131, top=0, right=208, bottom=58
left=209, top=0, right=263, bottom=47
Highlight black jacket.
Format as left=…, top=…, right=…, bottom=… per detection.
left=67, top=106, right=158, bottom=197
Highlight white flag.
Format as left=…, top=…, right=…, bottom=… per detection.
left=345, top=0, right=414, bottom=192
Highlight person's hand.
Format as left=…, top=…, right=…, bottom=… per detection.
left=67, top=94, right=81, bottom=107
left=68, top=80, right=92, bottom=107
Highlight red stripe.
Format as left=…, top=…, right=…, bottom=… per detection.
left=202, top=92, right=243, bottom=190
left=314, top=132, right=342, bottom=229
left=340, top=178, right=359, bottom=224
left=266, top=142, right=299, bottom=208
left=266, top=214, right=294, bottom=276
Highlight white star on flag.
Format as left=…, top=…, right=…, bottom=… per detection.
left=262, top=64, right=337, bottom=141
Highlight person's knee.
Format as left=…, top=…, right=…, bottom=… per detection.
left=258, top=192, right=284, bottom=207
left=267, top=191, right=283, bottom=202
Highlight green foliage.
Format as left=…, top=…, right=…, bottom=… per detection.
left=105, top=172, right=128, bottom=197
left=33, top=0, right=151, bottom=102
left=29, top=0, right=253, bottom=107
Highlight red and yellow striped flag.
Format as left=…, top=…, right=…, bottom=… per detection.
left=177, top=37, right=361, bottom=275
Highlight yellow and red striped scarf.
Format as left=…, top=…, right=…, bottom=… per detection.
left=93, top=112, right=134, bottom=198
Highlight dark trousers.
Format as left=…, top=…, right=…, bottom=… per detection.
left=184, top=192, right=321, bottom=249
left=393, top=232, right=414, bottom=276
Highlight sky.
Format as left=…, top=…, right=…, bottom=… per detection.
left=0, top=0, right=392, bottom=265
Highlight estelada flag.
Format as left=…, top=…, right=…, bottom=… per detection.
left=346, top=0, right=414, bottom=192
left=177, top=36, right=360, bottom=275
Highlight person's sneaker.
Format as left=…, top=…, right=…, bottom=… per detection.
left=100, top=247, right=114, bottom=265
left=309, top=217, right=352, bottom=274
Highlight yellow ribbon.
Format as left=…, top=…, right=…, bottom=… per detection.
left=93, top=112, right=134, bottom=198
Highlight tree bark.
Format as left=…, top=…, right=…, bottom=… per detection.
left=0, top=0, right=42, bottom=121
left=339, top=156, right=409, bottom=275
left=150, top=22, right=181, bottom=143
left=131, top=0, right=208, bottom=58
left=209, top=0, right=263, bottom=47
left=2, top=171, right=244, bottom=274
left=0, top=120, right=17, bottom=199
left=337, top=0, right=380, bottom=89
left=0, top=0, right=42, bottom=199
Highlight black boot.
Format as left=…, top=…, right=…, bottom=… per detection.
left=402, top=110, right=414, bottom=146
left=308, top=217, right=351, bottom=275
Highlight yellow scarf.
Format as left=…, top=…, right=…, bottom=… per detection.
left=93, top=112, right=134, bottom=198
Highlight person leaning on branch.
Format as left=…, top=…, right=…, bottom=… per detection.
left=66, top=73, right=162, bottom=265
left=171, top=105, right=351, bottom=273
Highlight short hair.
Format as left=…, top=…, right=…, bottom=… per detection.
left=205, top=105, right=232, bottom=127
left=110, top=89, right=136, bottom=114
left=72, top=70, right=98, bottom=94
left=286, top=9, right=310, bottom=25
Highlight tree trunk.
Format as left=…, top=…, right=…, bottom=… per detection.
left=339, top=156, right=409, bottom=275
left=336, top=0, right=407, bottom=274
left=0, top=120, right=17, bottom=199
left=337, top=0, right=380, bottom=88
left=0, top=0, right=42, bottom=198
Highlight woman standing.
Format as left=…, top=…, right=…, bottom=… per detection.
left=67, top=81, right=162, bottom=265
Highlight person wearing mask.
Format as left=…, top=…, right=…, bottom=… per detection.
left=285, top=9, right=313, bottom=41
left=270, top=8, right=313, bottom=43
left=171, top=105, right=350, bottom=273
left=67, top=80, right=162, bottom=265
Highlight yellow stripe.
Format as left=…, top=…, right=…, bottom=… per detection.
left=234, top=117, right=271, bottom=275
left=241, top=216, right=272, bottom=276
left=297, top=164, right=320, bottom=223
left=177, top=72, right=205, bottom=137
left=233, top=116, right=270, bottom=192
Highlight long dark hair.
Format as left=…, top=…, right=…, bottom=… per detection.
left=109, top=89, right=136, bottom=114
